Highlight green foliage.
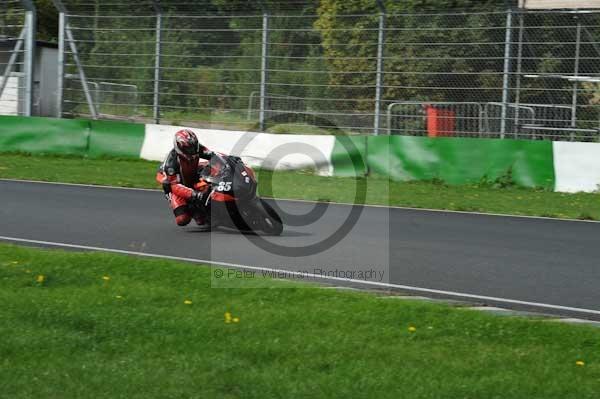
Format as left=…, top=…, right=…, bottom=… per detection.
left=0, top=3, right=26, bottom=39
left=478, top=167, right=517, bottom=189
left=315, top=0, right=507, bottom=107
left=34, top=0, right=58, bottom=42
left=34, top=0, right=600, bottom=129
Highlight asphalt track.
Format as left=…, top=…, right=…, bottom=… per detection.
left=1, top=179, right=600, bottom=319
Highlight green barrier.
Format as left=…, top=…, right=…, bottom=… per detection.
left=0, top=116, right=146, bottom=159
left=331, top=135, right=368, bottom=177
left=0, top=115, right=90, bottom=155
left=0, top=116, right=557, bottom=189
left=88, top=120, right=145, bottom=158
left=367, top=136, right=555, bottom=189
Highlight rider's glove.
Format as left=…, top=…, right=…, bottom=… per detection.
left=194, top=181, right=209, bottom=192
left=191, top=190, right=204, bottom=203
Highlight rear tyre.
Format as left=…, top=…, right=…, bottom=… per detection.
left=257, top=199, right=283, bottom=236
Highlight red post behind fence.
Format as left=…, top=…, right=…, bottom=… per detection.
left=425, top=105, right=455, bottom=137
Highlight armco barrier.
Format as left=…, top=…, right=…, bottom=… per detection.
left=553, top=141, right=600, bottom=193
left=3, top=116, right=600, bottom=192
left=367, top=136, right=555, bottom=189
left=87, top=120, right=145, bottom=158
left=330, top=136, right=368, bottom=177
left=0, top=116, right=90, bottom=156
left=0, top=115, right=145, bottom=159
left=140, top=124, right=339, bottom=175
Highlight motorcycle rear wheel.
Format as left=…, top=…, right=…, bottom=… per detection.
left=256, top=199, right=283, bottom=236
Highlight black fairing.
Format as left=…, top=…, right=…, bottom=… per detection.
left=228, top=157, right=257, bottom=201
left=197, top=155, right=281, bottom=235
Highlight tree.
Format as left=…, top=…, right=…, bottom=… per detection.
left=315, top=0, right=508, bottom=110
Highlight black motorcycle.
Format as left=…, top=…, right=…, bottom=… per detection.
left=194, top=155, right=283, bottom=236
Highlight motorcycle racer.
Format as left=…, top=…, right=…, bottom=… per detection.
left=156, top=129, right=217, bottom=230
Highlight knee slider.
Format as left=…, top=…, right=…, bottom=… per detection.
left=176, top=214, right=192, bottom=226
left=174, top=206, right=191, bottom=226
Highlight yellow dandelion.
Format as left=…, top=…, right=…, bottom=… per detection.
left=184, top=300, right=193, bottom=305
left=408, top=326, right=417, bottom=333
left=576, top=360, right=585, bottom=367
left=233, top=317, right=240, bottom=323
left=102, top=276, right=110, bottom=281
left=225, top=312, right=234, bottom=323
left=116, top=295, right=123, bottom=299
left=36, top=275, right=45, bottom=284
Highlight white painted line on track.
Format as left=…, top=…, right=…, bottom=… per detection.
left=1, top=234, right=600, bottom=317
left=2, top=178, right=599, bottom=224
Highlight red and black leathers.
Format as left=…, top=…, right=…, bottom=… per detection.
left=156, top=148, right=213, bottom=226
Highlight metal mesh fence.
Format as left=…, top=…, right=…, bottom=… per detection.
left=57, top=2, right=600, bottom=142
left=0, top=0, right=29, bottom=116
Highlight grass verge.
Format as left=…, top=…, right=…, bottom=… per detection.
left=1, top=243, right=599, bottom=398
left=1, top=152, right=599, bottom=220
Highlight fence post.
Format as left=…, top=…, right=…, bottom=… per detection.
left=57, top=12, right=65, bottom=117
left=500, top=9, right=513, bottom=139
left=513, top=12, right=524, bottom=135
left=52, top=0, right=97, bottom=119
left=152, top=1, right=162, bottom=124
left=373, top=1, right=386, bottom=136
left=259, top=13, right=269, bottom=131
left=21, top=0, right=36, bottom=116
left=571, top=19, right=581, bottom=140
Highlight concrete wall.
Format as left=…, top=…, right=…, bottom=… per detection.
left=0, top=76, right=23, bottom=115
left=0, top=42, right=24, bottom=116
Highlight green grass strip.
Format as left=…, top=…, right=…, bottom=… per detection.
left=1, top=243, right=599, bottom=398
left=1, top=152, right=599, bottom=220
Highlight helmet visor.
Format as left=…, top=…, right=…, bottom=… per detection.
left=176, top=148, right=199, bottom=161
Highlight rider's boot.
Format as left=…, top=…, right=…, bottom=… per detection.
left=194, top=213, right=211, bottom=232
